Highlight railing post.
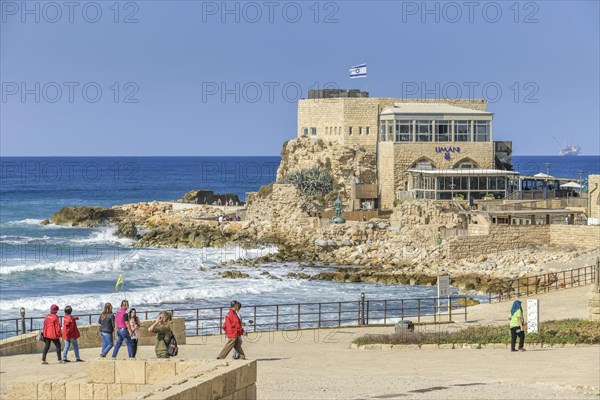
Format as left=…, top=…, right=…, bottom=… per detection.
left=448, top=295, right=452, bottom=322
left=401, top=299, right=404, bottom=320
left=366, top=301, right=369, bottom=325
left=360, top=293, right=365, bottom=325
left=338, top=302, right=341, bottom=327
left=254, top=306, right=257, bottom=332
left=20, top=308, right=26, bottom=335
left=464, top=298, right=468, bottom=321
left=297, top=304, right=300, bottom=329
left=219, top=308, right=223, bottom=335
left=318, top=304, right=322, bottom=328
left=417, top=299, right=421, bottom=323
left=384, top=300, right=387, bottom=324
left=196, top=309, right=199, bottom=335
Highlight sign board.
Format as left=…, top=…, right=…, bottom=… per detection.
left=527, top=299, right=539, bottom=333
left=437, top=275, right=450, bottom=297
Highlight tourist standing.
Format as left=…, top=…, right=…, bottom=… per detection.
left=148, top=311, right=173, bottom=358
left=509, top=300, right=526, bottom=352
left=112, top=300, right=134, bottom=359
left=42, top=304, right=63, bottom=364
left=99, top=302, right=115, bottom=357
left=129, top=308, right=141, bottom=358
left=217, top=301, right=245, bottom=360
left=62, top=305, right=83, bottom=362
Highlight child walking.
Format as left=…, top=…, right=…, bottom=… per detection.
left=129, top=308, right=141, bottom=358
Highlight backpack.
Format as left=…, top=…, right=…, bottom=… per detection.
left=163, top=334, right=178, bottom=357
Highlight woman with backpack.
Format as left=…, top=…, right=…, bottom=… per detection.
left=62, top=305, right=84, bottom=362
left=41, top=304, right=63, bottom=364
left=148, top=311, right=174, bottom=358
left=98, top=302, right=115, bottom=357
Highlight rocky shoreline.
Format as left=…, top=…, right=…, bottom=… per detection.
left=46, top=185, right=599, bottom=295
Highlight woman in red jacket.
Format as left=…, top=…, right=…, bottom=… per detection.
left=216, top=301, right=246, bottom=360
left=42, top=304, right=63, bottom=364
left=62, top=305, right=83, bottom=362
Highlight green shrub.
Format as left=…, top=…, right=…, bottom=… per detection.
left=353, top=319, right=600, bottom=346
left=278, top=167, right=334, bottom=198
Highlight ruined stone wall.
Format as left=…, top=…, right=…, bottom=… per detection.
left=548, top=225, right=600, bottom=249
left=389, top=200, right=465, bottom=228
left=276, top=137, right=377, bottom=204
left=589, top=174, right=600, bottom=223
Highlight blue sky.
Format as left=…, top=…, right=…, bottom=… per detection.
left=1, top=0, right=598, bottom=156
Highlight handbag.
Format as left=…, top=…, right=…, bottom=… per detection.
left=36, top=330, right=44, bottom=342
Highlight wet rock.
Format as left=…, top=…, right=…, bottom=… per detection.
left=117, top=221, right=138, bottom=239
left=50, top=206, right=121, bottom=227
left=40, top=219, right=50, bottom=225
left=220, top=270, right=250, bottom=279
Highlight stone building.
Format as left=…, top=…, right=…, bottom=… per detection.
left=295, top=90, right=513, bottom=209
left=589, top=174, right=600, bottom=224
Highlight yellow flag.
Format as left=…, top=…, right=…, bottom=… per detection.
left=115, top=274, right=124, bottom=293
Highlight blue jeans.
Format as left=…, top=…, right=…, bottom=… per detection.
left=112, top=328, right=133, bottom=358
left=100, top=331, right=113, bottom=356
left=63, top=338, right=80, bottom=360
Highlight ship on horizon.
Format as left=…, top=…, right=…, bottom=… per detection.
left=554, top=137, right=581, bottom=156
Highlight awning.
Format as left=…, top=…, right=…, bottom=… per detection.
left=560, top=181, right=582, bottom=189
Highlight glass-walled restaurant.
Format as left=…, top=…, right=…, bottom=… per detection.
left=379, top=119, right=491, bottom=142
left=408, top=169, right=519, bottom=200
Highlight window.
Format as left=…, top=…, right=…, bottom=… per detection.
left=454, top=121, right=470, bottom=141
left=395, top=120, right=412, bottom=142
left=311, top=127, right=317, bottom=136
left=454, top=158, right=479, bottom=169
left=412, top=158, right=436, bottom=170
left=387, top=121, right=394, bottom=141
left=416, top=121, right=432, bottom=142
left=359, top=127, right=363, bottom=135
left=379, top=121, right=387, bottom=142
left=349, top=127, right=353, bottom=135
left=475, top=121, right=490, bottom=141
left=435, top=121, right=451, bottom=142
left=302, top=128, right=308, bottom=137
left=366, top=127, right=370, bottom=135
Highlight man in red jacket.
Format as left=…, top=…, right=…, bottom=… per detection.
left=42, top=304, right=63, bottom=364
left=217, top=301, right=246, bottom=360
left=62, top=305, right=83, bottom=362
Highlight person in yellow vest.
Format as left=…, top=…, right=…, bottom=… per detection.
left=509, top=300, right=526, bottom=352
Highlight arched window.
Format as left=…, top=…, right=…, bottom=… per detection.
left=411, top=158, right=436, bottom=171
left=453, top=158, right=480, bottom=169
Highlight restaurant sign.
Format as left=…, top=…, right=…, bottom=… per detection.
left=435, top=146, right=461, bottom=160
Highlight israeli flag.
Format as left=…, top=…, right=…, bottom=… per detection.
left=349, top=64, right=367, bottom=78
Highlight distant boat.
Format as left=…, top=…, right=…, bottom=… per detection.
left=554, top=137, right=581, bottom=156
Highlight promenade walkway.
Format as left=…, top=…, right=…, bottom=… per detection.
left=1, top=286, right=598, bottom=399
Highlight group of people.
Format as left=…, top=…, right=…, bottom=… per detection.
left=217, top=214, right=241, bottom=223
left=98, top=300, right=141, bottom=359
left=41, top=299, right=175, bottom=364
left=41, top=304, right=84, bottom=364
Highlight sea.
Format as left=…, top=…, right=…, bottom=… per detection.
left=1, top=156, right=599, bottom=326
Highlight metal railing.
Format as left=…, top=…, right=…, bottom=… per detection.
left=0, top=295, right=470, bottom=340
left=486, top=263, right=598, bottom=303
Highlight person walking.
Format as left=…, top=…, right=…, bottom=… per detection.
left=232, top=301, right=245, bottom=360
left=99, top=302, right=115, bottom=357
left=509, top=300, right=526, bottom=352
left=42, top=304, right=63, bottom=364
left=129, top=308, right=141, bottom=358
left=62, top=305, right=83, bottom=362
left=112, top=300, right=134, bottom=359
left=217, top=301, right=245, bottom=360
left=148, top=311, right=174, bottom=358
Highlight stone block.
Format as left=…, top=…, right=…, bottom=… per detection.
left=86, top=361, right=115, bottom=384
left=438, top=344, right=454, bottom=349
left=145, top=360, right=176, bottom=384
left=52, top=381, right=67, bottom=400
left=65, top=382, right=80, bottom=400
left=175, top=360, right=200, bottom=375
left=93, top=384, right=108, bottom=400
left=79, top=383, right=94, bottom=400
left=380, top=344, right=393, bottom=350
left=489, top=343, right=508, bottom=349
left=420, top=344, right=438, bottom=350
left=107, top=384, right=122, bottom=399
left=7, top=381, right=38, bottom=400
left=38, top=382, right=52, bottom=400
left=115, top=360, right=146, bottom=384
left=362, top=344, right=381, bottom=350
left=120, top=384, right=138, bottom=397
left=196, top=380, right=212, bottom=400
left=233, top=388, right=247, bottom=400
left=246, top=383, right=257, bottom=400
